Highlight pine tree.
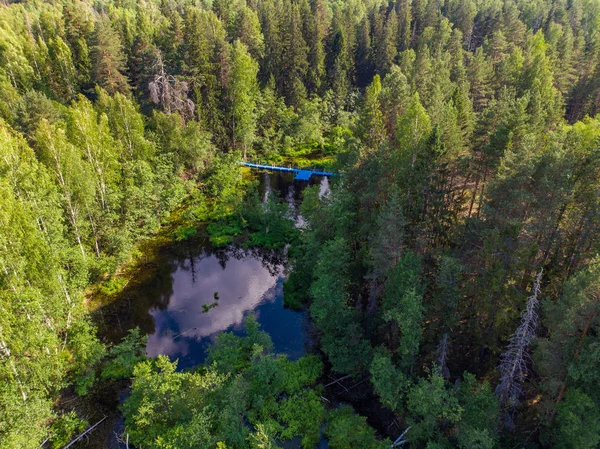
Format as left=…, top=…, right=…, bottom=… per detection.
left=380, top=65, right=410, bottom=137
left=90, top=16, right=129, bottom=95
left=327, top=27, right=352, bottom=110
left=231, top=5, right=264, bottom=60
left=300, top=0, right=326, bottom=94
left=467, top=47, right=493, bottom=113
left=355, top=16, right=373, bottom=87
left=63, top=0, right=93, bottom=84
left=381, top=253, right=424, bottom=371
left=397, top=0, right=412, bottom=51
left=181, top=7, right=228, bottom=147
left=374, top=8, right=398, bottom=75
left=310, top=237, right=372, bottom=375
left=358, top=74, right=386, bottom=148
left=282, top=2, right=309, bottom=107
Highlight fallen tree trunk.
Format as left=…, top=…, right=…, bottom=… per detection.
left=62, top=416, right=107, bottom=449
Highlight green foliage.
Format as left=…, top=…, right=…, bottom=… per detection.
left=206, top=190, right=297, bottom=249
left=431, top=256, right=464, bottom=333
left=231, top=40, right=259, bottom=158
left=278, top=390, right=325, bottom=449
left=310, top=237, right=372, bottom=375
left=369, top=189, right=405, bottom=281
left=381, top=253, right=424, bottom=370
left=395, top=92, right=432, bottom=169
left=207, top=219, right=243, bottom=247
left=568, top=342, right=600, bottom=399
left=325, top=405, right=390, bottom=449
left=49, top=412, right=88, bottom=449
left=99, top=276, right=128, bottom=296
left=91, top=17, right=129, bottom=95
left=359, top=74, right=386, bottom=148
left=244, top=195, right=298, bottom=249
left=282, top=274, right=306, bottom=310
left=68, top=320, right=107, bottom=395
left=405, top=370, right=462, bottom=445
left=174, top=225, right=197, bottom=241
left=551, top=389, right=600, bottom=449
left=150, top=111, right=213, bottom=174
left=204, top=152, right=245, bottom=220
left=370, top=348, right=409, bottom=413
left=101, top=328, right=147, bottom=381
left=278, top=354, right=323, bottom=395
left=248, top=423, right=278, bottom=449
left=207, top=316, right=274, bottom=373
left=122, top=356, right=226, bottom=449
left=122, top=319, right=349, bottom=449
left=456, top=373, right=499, bottom=449
left=3, top=0, right=600, bottom=446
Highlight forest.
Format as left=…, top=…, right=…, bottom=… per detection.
left=1, top=0, right=600, bottom=448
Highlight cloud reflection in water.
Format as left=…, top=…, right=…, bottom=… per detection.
left=145, top=250, right=298, bottom=369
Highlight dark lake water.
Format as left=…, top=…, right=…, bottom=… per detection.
left=145, top=247, right=304, bottom=370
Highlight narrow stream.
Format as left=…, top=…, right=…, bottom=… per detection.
left=92, top=171, right=329, bottom=448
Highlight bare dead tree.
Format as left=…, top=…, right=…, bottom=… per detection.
left=148, top=51, right=195, bottom=122
left=391, top=426, right=411, bottom=447
left=115, top=432, right=130, bottom=449
left=495, top=269, right=543, bottom=427
left=435, top=333, right=450, bottom=380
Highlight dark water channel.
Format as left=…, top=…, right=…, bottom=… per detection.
left=92, top=171, right=330, bottom=448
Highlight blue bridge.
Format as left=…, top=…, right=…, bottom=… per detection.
left=241, top=162, right=338, bottom=181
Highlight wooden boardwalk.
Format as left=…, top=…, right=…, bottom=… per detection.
left=241, top=162, right=337, bottom=181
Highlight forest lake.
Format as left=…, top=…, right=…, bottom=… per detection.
left=90, top=170, right=330, bottom=449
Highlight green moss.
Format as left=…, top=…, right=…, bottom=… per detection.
left=98, top=276, right=128, bottom=296
left=209, top=234, right=233, bottom=247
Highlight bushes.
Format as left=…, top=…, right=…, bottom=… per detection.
left=49, top=412, right=88, bottom=449
left=206, top=191, right=298, bottom=249
left=98, top=276, right=128, bottom=296
left=325, top=405, right=390, bottom=449
left=101, top=327, right=147, bottom=381
left=121, top=319, right=390, bottom=449
left=278, top=390, right=325, bottom=449
left=207, top=220, right=243, bottom=247
left=174, top=225, right=197, bottom=241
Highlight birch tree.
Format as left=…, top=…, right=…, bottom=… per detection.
left=35, top=119, right=93, bottom=259
left=230, top=40, right=258, bottom=159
